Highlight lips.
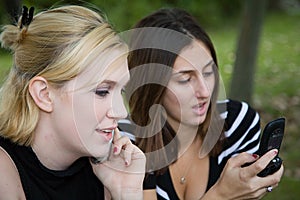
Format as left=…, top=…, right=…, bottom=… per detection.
left=96, top=128, right=114, bottom=141
left=192, top=102, right=207, bottom=116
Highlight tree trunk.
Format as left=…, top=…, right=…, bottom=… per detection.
left=229, top=0, right=268, bottom=104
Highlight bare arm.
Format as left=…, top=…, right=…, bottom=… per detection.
left=143, top=189, right=157, bottom=200
left=0, top=147, right=26, bottom=200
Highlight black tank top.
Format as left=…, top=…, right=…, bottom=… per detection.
left=0, top=137, right=104, bottom=199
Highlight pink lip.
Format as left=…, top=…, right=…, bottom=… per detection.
left=96, top=127, right=115, bottom=141
left=192, top=102, right=208, bottom=116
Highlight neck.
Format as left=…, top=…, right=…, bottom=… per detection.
left=31, top=141, right=80, bottom=171
left=32, top=119, right=81, bottom=170
left=184, top=134, right=203, bottom=156
left=167, top=119, right=201, bottom=156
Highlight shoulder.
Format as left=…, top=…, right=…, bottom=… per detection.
left=0, top=146, right=26, bottom=199
left=216, top=99, right=261, bottom=164
left=218, top=99, right=260, bottom=130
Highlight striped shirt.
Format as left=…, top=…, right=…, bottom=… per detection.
left=119, top=99, right=261, bottom=200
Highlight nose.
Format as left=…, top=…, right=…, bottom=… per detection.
left=194, top=76, right=211, bottom=99
left=107, top=94, right=128, bottom=120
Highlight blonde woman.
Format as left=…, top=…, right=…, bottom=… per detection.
left=0, top=5, right=145, bottom=200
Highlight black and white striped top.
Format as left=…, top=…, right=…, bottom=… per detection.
left=119, top=99, right=261, bottom=200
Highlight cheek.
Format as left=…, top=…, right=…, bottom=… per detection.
left=206, top=76, right=216, bottom=95
left=93, top=100, right=108, bottom=123
left=73, top=96, right=95, bottom=119
left=162, top=89, right=183, bottom=115
left=209, top=81, right=215, bottom=93
left=70, top=94, right=100, bottom=136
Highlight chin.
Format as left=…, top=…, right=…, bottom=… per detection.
left=193, top=116, right=206, bottom=125
left=90, top=145, right=110, bottom=158
left=182, top=120, right=205, bottom=127
left=92, top=151, right=109, bottom=160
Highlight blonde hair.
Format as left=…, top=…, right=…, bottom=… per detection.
left=0, top=5, right=127, bottom=145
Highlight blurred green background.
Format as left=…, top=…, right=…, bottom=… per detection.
left=0, top=0, right=299, bottom=199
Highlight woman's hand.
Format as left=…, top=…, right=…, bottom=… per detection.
left=91, top=128, right=146, bottom=200
left=203, top=149, right=284, bottom=200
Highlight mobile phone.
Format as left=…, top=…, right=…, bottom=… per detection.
left=257, top=117, right=285, bottom=177
left=91, top=129, right=115, bottom=164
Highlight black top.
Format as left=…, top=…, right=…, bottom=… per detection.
left=0, top=137, right=104, bottom=200
left=119, top=99, right=261, bottom=200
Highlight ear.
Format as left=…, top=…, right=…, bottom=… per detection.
left=28, top=76, right=53, bottom=113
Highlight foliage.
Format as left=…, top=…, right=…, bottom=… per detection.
left=5, top=0, right=243, bottom=31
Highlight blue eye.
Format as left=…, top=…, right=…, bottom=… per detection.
left=95, top=89, right=109, bottom=97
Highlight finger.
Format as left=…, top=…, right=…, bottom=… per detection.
left=243, top=183, right=279, bottom=200
left=272, top=163, right=284, bottom=179
left=113, top=128, right=122, bottom=142
left=248, top=149, right=278, bottom=177
left=113, top=134, right=131, bottom=155
left=260, top=164, right=284, bottom=187
left=113, top=137, right=141, bottom=166
left=260, top=183, right=278, bottom=198
left=251, top=187, right=268, bottom=200
left=254, top=187, right=270, bottom=200
left=229, top=152, right=259, bottom=168
left=112, top=128, right=123, bottom=154
left=131, top=145, right=146, bottom=160
left=122, top=143, right=135, bottom=166
left=258, top=149, right=278, bottom=167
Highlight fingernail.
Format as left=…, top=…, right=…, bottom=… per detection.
left=273, top=149, right=278, bottom=155
left=252, top=154, right=259, bottom=159
left=113, top=147, right=118, bottom=154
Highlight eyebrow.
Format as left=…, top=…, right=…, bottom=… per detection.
left=100, top=79, right=129, bottom=88
left=102, top=80, right=116, bottom=84
left=97, top=80, right=116, bottom=87
left=172, top=59, right=214, bottom=75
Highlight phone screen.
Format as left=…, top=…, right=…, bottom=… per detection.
left=259, top=117, right=285, bottom=155
left=267, top=127, right=284, bottom=151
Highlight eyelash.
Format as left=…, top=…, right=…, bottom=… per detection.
left=95, top=89, right=110, bottom=97
left=203, top=71, right=214, bottom=77
left=178, top=77, right=191, bottom=84
left=178, top=71, right=213, bottom=84
left=95, top=87, right=125, bottom=98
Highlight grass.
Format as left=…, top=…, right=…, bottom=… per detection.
left=264, top=176, right=300, bottom=200
left=0, top=10, right=299, bottom=199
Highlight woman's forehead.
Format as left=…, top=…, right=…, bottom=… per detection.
left=69, top=48, right=128, bottom=89
left=174, top=41, right=212, bottom=71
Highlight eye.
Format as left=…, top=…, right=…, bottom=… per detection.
left=203, top=71, right=214, bottom=78
left=95, top=88, right=110, bottom=97
left=178, top=77, right=191, bottom=84
left=177, top=73, right=192, bottom=84
left=203, top=65, right=214, bottom=78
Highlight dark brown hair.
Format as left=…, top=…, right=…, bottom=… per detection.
left=126, top=8, right=225, bottom=174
